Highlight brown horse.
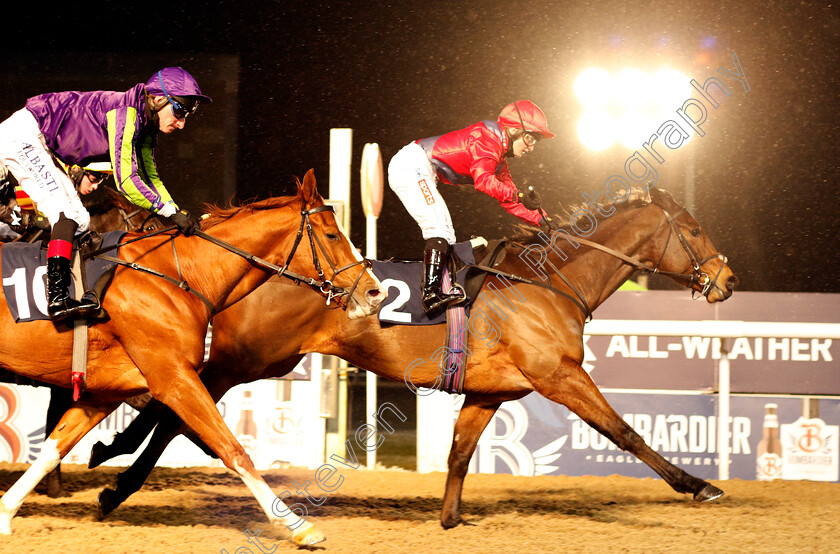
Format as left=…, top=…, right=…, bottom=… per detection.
left=3, top=184, right=162, bottom=244
left=0, top=169, right=383, bottom=545
left=91, top=187, right=737, bottom=533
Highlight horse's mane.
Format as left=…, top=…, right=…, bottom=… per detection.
left=509, top=187, right=655, bottom=245
left=200, top=195, right=300, bottom=229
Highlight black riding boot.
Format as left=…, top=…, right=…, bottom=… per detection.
left=47, top=255, right=97, bottom=322
left=421, top=238, right=466, bottom=316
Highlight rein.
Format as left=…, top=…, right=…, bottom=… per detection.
left=82, top=203, right=369, bottom=315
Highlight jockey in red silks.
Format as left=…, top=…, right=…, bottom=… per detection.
left=388, top=100, right=555, bottom=316
left=0, top=67, right=211, bottom=322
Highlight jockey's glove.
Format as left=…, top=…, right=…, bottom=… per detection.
left=170, top=210, right=201, bottom=236
left=518, top=187, right=542, bottom=211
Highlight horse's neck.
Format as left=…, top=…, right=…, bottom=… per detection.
left=579, top=207, right=665, bottom=309
left=125, top=213, right=295, bottom=314
left=526, top=206, right=661, bottom=315
left=201, top=221, right=294, bottom=311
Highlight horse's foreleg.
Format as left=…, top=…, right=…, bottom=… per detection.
left=441, top=397, right=500, bottom=529
left=0, top=398, right=119, bottom=534
left=99, top=368, right=240, bottom=518
left=146, top=367, right=325, bottom=546
left=535, top=358, right=723, bottom=501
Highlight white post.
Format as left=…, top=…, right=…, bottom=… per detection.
left=717, top=338, right=731, bottom=480
left=360, top=142, right=384, bottom=470
left=329, top=128, right=353, bottom=234
left=327, top=129, right=353, bottom=467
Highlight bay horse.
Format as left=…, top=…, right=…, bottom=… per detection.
left=91, top=187, right=737, bottom=533
left=0, top=169, right=383, bottom=545
left=0, top=185, right=164, bottom=498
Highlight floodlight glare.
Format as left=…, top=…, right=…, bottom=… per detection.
left=574, top=68, right=613, bottom=108
left=577, top=109, right=616, bottom=151
left=650, top=69, right=691, bottom=110
left=617, top=112, right=654, bottom=149
left=615, top=68, right=650, bottom=108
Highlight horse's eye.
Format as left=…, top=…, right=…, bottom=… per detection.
left=691, top=228, right=702, bottom=238
left=326, top=233, right=340, bottom=242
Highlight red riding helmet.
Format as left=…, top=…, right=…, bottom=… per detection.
left=498, top=100, right=555, bottom=138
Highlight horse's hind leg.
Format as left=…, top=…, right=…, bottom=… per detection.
left=534, top=357, right=723, bottom=502
left=88, top=397, right=168, bottom=468
left=441, top=397, right=500, bottom=528
left=43, top=385, right=72, bottom=498
left=0, top=397, right=119, bottom=534
left=96, top=412, right=176, bottom=519
left=144, top=367, right=325, bottom=546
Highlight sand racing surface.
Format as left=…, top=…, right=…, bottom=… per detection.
left=0, top=463, right=837, bottom=553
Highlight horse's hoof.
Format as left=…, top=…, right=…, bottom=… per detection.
left=96, top=488, right=118, bottom=520
left=291, top=522, right=326, bottom=546
left=88, top=441, right=107, bottom=469
left=694, top=483, right=725, bottom=502
left=46, top=485, right=70, bottom=499
left=440, top=516, right=463, bottom=529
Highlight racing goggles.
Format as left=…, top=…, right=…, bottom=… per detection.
left=156, top=70, right=199, bottom=120
left=522, top=132, right=541, bottom=147
left=168, top=96, right=199, bottom=120
left=85, top=170, right=109, bottom=184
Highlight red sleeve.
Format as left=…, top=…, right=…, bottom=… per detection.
left=467, top=127, right=518, bottom=203
left=467, top=128, right=542, bottom=226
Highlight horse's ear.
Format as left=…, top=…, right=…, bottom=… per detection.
left=648, top=186, right=671, bottom=206
left=298, top=168, right=322, bottom=205
left=648, top=186, right=681, bottom=210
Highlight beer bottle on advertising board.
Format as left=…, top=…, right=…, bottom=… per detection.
left=756, top=403, right=783, bottom=480
left=236, top=390, right=258, bottom=459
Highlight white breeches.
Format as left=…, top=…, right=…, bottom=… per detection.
left=387, top=142, right=456, bottom=244
left=0, top=109, right=89, bottom=232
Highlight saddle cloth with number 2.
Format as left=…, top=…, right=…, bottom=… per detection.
left=370, top=240, right=478, bottom=326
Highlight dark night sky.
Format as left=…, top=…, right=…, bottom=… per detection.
left=4, top=1, right=839, bottom=292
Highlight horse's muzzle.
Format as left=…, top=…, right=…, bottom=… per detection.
left=347, top=286, right=387, bottom=319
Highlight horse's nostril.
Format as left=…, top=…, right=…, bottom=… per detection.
left=727, top=275, right=739, bottom=290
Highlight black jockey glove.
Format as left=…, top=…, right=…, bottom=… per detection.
left=518, top=187, right=542, bottom=211
left=169, top=209, right=201, bottom=236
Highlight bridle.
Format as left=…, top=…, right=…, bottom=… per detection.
left=468, top=201, right=729, bottom=322
left=271, top=203, right=371, bottom=306
left=84, top=202, right=371, bottom=315
left=116, top=206, right=154, bottom=232
left=575, top=205, right=728, bottom=299
left=648, top=207, right=728, bottom=298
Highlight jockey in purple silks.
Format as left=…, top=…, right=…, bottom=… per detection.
left=0, top=67, right=211, bottom=321
left=388, top=100, right=555, bottom=316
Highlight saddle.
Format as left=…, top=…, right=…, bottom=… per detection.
left=370, top=237, right=510, bottom=395
left=370, top=238, right=503, bottom=326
